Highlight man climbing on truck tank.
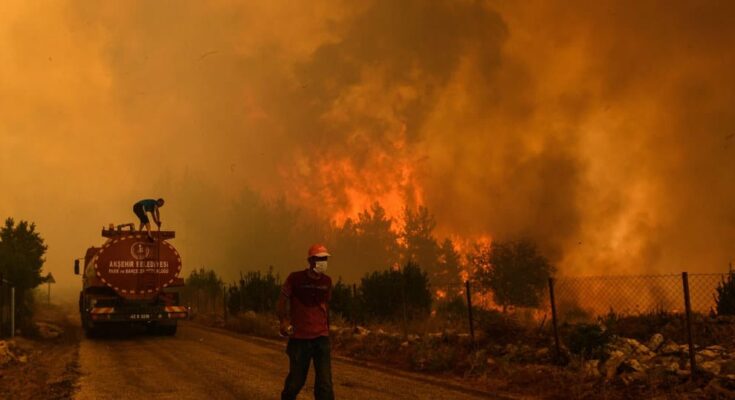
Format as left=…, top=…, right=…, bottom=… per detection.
left=133, top=198, right=164, bottom=241
left=277, top=243, right=334, bottom=400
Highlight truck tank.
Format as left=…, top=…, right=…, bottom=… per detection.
left=76, top=227, right=188, bottom=337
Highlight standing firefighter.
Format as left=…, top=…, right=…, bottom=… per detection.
left=133, top=198, right=164, bottom=240
left=277, top=244, right=334, bottom=400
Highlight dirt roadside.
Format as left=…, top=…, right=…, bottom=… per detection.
left=0, top=303, right=81, bottom=400
left=188, top=321, right=522, bottom=399
left=1, top=306, right=513, bottom=400
left=75, top=321, right=509, bottom=400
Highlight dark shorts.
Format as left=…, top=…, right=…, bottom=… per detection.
left=133, top=204, right=149, bottom=224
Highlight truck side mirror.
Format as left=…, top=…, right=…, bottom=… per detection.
left=74, top=259, right=80, bottom=275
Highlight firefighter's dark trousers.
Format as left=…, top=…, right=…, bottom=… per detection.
left=281, top=336, right=335, bottom=400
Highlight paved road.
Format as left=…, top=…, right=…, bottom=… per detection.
left=75, top=322, right=505, bottom=400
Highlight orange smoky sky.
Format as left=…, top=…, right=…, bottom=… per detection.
left=1, top=0, right=735, bottom=292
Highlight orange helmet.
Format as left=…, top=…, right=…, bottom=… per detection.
left=308, top=244, right=330, bottom=258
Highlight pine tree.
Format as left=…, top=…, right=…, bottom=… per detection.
left=0, top=218, right=47, bottom=322
left=715, top=270, right=735, bottom=316
left=473, top=239, right=554, bottom=311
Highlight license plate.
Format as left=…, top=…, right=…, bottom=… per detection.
left=129, top=314, right=151, bottom=320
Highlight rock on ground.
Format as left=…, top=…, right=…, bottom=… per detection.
left=35, top=322, right=64, bottom=340
left=0, top=340, right=14, bottom=366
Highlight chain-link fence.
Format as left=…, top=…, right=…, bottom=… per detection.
left=548, top=272, right=735, bottom=374
left=553, top=274, right=684, bottom=320
left=687, top=273, right=730, bottom=315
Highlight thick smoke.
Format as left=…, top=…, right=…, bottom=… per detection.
left=488, top=0, right=735, bottom=274
left=1, top=1, right=734, bottom=293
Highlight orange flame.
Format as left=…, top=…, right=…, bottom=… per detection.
left=279, top=135, right=495, bottom=265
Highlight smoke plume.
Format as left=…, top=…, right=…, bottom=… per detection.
left=1, top=0, right=734, bottom=292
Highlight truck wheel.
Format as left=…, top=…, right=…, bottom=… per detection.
left=82, top=318, right=97, bottom=338
left=160, top=324, right=177, bottom=336
left=145, top=322, right=158, bottom=335
left=84, top=326, right=99, bottom=338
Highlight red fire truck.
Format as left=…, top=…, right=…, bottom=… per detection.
left=75, top=226, right=188, bottom=337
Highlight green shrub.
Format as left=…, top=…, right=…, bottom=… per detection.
left=227, top=268, right=281, bottom=314
left=474, top=308, right=526, bottom=343
left=225, top=311, right=279, bottom=339
left=409, top=341, right=461, bottom=372
left=566, top=323, right=610, bottom=359
left=436, top=295, right=467, bottom=322
left=559, top=304, right=592, bottom=324
left=601, top=308, right=679, bottom=343
left=360, top=262, right=432, bottom=320
left=716, top=272, right=735, bottom=316
left=330, top=279, right=355, bottom=321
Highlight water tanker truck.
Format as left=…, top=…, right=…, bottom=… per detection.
left=74, top=226, right=188, bottom=337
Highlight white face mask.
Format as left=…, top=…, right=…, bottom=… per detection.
left=314, top=260, right=328, bottom=274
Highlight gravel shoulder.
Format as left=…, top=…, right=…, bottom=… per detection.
left=0, top=304, right=81, bottom=400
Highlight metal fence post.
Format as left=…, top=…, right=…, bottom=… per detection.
left=548, top=278, right=561, bottom=361
left=223, top=284, right=228, bottom=323
left=465, top=280, right=475, bottom=345
left=351, top=283, right=357, bottom=330
left=0, top=279, right=4, bottom=337
left=10, top=287, right=15, bottom=338
left=401, top=271, right=408, bottom=338
left=239, top=273, right=245, bottom=313
left=682, top=272, right=697, bottom=375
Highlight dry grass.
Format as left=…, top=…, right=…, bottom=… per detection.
left=225, top=311, right=281, bottom=339
left=197, top=308, right=731, bottom=399
left=191, top=311, right=281, bottom=339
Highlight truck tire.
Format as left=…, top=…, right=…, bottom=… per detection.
left=84, top=326, right=100, bottom=338
left=159, top=324, right=177, bottom=336
left=146, top=322, right=177, bottom=336
left=82, top=317, right=97, bottom=338
left=145, top=322, right=158, bottom=335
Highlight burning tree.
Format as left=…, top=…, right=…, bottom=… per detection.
left=472, top=239, right=554, bottom=312
left=400, top=206, right=439, bottom=273
left=434, top=238, right=463, bottom=298
left=400, top=207, right=464, bottom=299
